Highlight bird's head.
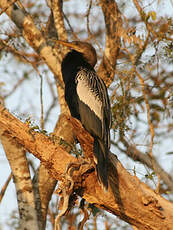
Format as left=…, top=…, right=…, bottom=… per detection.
left=56, top=40, right=97, bottom=67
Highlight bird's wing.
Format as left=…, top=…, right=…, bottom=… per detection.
left=76, top=68, right=111, bottom=146
left=96, top=76, right=111, bottom=148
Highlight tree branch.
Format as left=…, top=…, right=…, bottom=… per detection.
left=98, top=0, right=121, bottom=86
left=0, top=105, right=173, bottom=229
left=1, top=133, right=40, bottom=230
left=118, top=138, right=173, bottom=192
left=0, top=0, right=63, bottom=84
left=52, top=0, right=68, bottom=41
left=0, top=172, right=12, bottom=203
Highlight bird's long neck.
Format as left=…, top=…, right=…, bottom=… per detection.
left=61, top=50, right=93, bottom=84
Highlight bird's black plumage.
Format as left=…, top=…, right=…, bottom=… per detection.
left=60, top=41, right=111, bottom=189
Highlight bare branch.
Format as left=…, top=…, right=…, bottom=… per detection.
left=114, top=138, right=173, bottom=193
left=0, top=0, right=63, bottom=84
left=98, top=0, right=121, bottom=86
left=0, top=173, right=12, bottom=203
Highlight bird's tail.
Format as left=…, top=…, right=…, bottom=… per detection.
left=93, top=138, right=108, bottom=190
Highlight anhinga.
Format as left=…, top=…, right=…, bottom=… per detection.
left=57, top=40, right=111, bottom=189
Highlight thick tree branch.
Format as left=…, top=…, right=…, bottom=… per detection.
left=1, top=134, right=39, bottom=230
left=0, top=106, right=74, bottom=179
left=98, top=0, right=121, bottom=86
left=32, top=164, right=56, bottom=230
left=52, top=0, right=68, bottom=41
left=0, top=105, right=173, bottom=229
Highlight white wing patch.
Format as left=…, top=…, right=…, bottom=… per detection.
left=76, top=70, right=102, bottom=120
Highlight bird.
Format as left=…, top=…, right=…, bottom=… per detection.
left=57, top=40, right=111, bottom=190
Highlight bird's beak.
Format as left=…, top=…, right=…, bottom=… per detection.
left=56, top=40, right=81, bottom=52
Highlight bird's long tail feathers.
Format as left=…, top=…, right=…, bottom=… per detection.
left=94, top=138, right=108, bottom=190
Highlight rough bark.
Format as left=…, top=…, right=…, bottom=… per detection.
left=98, top=0, right=121, bottom=86
left=0, top=105, right=173, bottom=230
left=1, top=134, right=39, bottom=230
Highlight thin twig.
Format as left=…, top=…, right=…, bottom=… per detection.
left=0, top=172, right=12, bottom=203
left=135, top=70, right=155, bottom=159
left=0, top=0, right=17, bottom=15
left=40, top=74, right=44, bottom=130
left=86, top=0, right=93, bottom=37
